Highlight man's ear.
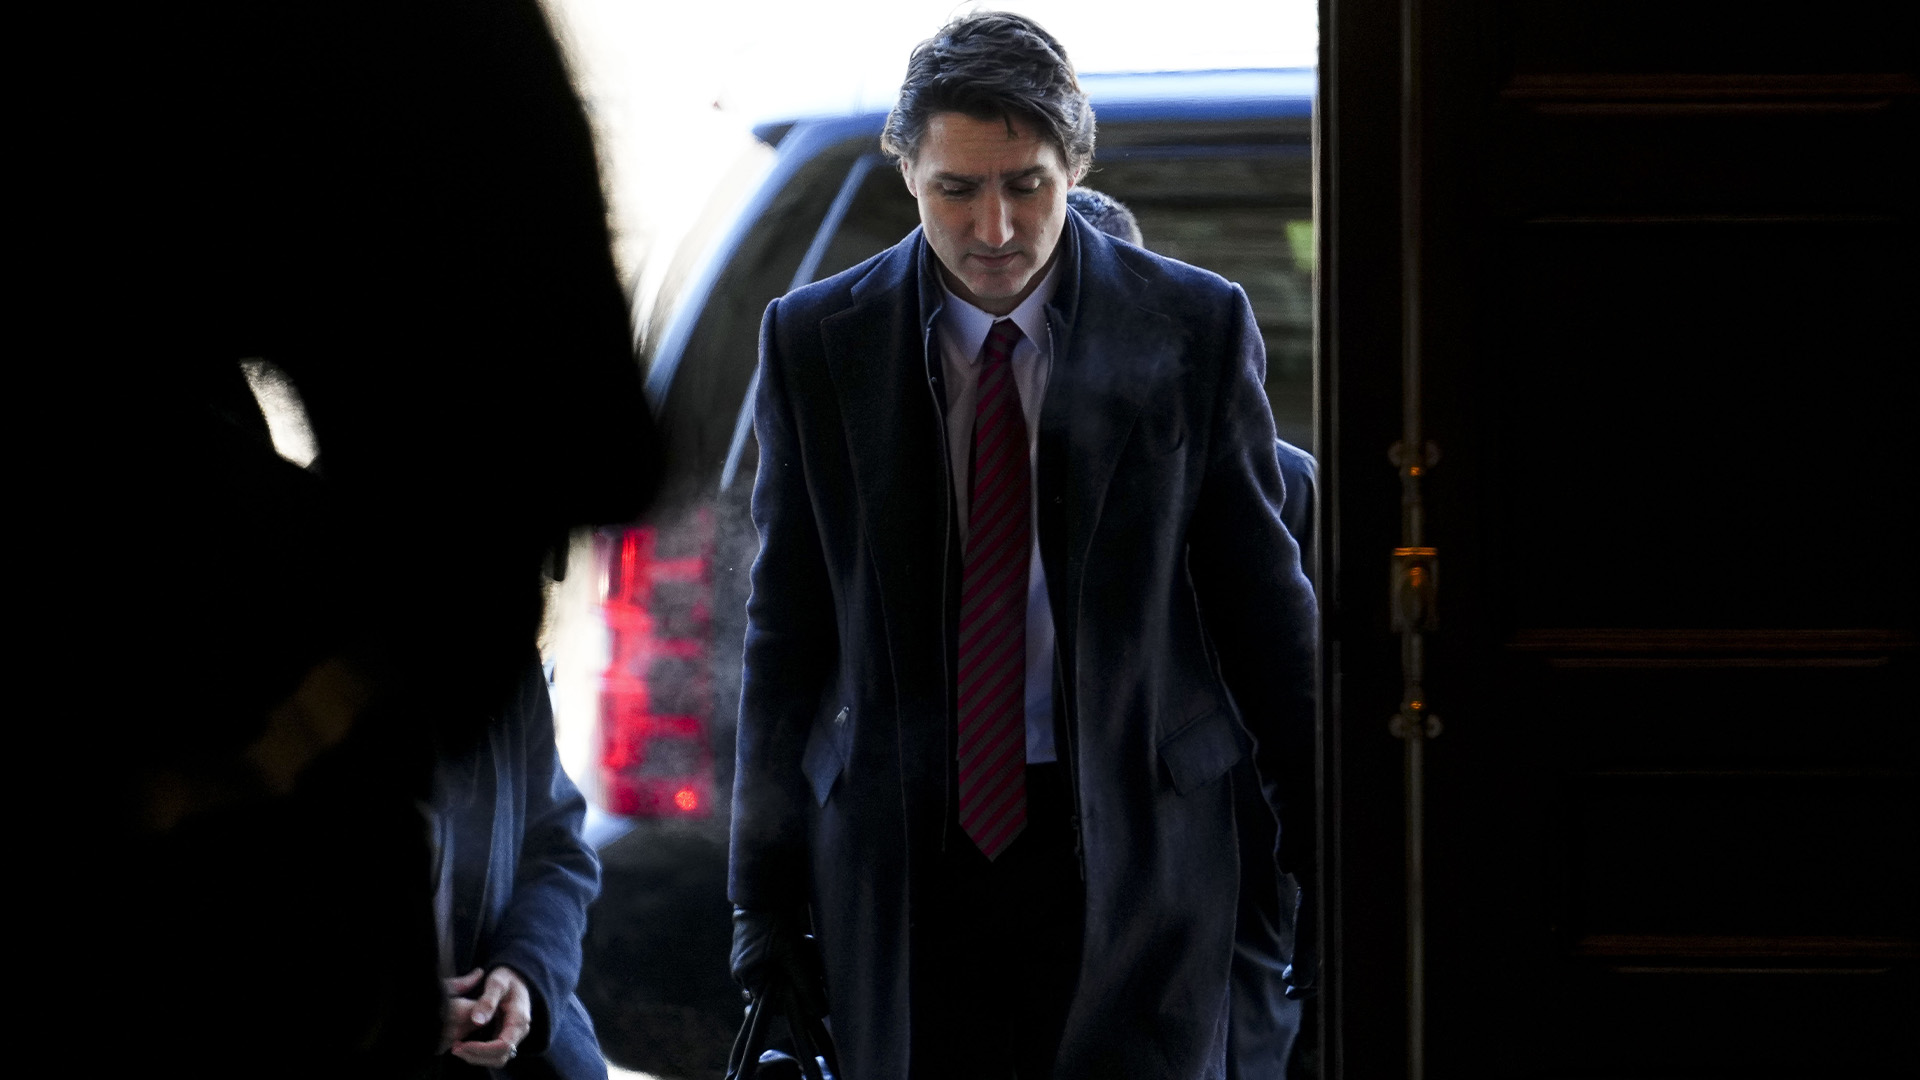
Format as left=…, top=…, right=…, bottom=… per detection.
left=899, top=158, right=919, bottom=198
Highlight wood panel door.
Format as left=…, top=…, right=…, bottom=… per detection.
left=1319, top=2, right=1918, bottom=1075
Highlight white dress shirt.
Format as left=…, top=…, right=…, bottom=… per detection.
left=935, top=259, right=1061, bottom=764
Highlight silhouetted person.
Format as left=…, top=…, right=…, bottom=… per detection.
left=44, top=2, right=659, bottom=1075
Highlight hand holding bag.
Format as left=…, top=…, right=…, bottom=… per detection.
left=723, top=989, right=841, bottom=1080
left=726, top=907, right=841, bottom=1080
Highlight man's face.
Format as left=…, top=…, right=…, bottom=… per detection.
left=901, top=111, right=1077, bottom=316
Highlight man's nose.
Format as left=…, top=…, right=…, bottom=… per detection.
left=975, top=194, right=1015, bottom=249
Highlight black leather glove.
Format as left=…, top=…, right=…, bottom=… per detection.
left=1282, top=872, right=1319, bottom=1000
left=730, top=906, right=829, bottom=1018
left=728, top=907, right=838, bottom=1080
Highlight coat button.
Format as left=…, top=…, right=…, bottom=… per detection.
left=834, top=707, right=849, bottom=727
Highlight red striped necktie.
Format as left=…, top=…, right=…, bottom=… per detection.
left=957, top=318, right=1029, bottom=860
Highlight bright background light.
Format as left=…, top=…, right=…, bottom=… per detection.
left=544, top=0, right=1316, bottom=286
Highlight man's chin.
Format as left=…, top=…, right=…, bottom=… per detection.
left=962, top=274, right=1032, bottom=311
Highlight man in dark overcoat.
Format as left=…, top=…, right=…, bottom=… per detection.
left=728, top=13, right=1317, bottom=1079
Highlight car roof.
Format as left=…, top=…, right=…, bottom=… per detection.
left=751, top=67, right=1315, bottom=148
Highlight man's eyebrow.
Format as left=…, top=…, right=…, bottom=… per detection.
left=931, top=165, right=1052, bottom=184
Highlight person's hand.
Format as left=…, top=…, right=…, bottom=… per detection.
left=730, top=907, right=828, bottom=1018
left=441, top=965, right=533, bottom=1066
left=440, top=968, right=487, bottom=1051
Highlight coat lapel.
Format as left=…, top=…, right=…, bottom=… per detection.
left=813, top=220, right=1182, bottom=698
left=1037, top=216, right=1180, bottom=663
left=819, top=235, right=953, bottom=654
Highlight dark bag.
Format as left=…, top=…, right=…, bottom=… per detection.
left=724, top=988, right=842, bottom=1080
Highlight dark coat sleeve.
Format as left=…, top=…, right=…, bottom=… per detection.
left=729, top=297, right=841, bottom=912
left=1275, top=438, right=1319, bottom=588
left=1186, top=287, right=1320, bottom=877
left=483, top=663, right=602, bottom=1061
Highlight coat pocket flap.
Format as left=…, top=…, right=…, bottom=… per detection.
left=801, top=712, right=846, bottom=806
left=1158, top=710, right=1245, bottom=795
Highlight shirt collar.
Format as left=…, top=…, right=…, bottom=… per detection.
left=937, top=256, right=1061, bottom=364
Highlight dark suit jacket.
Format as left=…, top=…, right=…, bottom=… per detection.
left=730, top=212, right=1318, bottom=1080
left=437, top=660, right=607, bottom=1080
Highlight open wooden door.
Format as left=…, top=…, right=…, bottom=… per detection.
left=1318, top=1, right=1918, bottom=1075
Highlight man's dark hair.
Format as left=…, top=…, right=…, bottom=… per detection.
left=1067, top=186, right=1142, bottom=246
left=882, top=11, right=1096, bottom=176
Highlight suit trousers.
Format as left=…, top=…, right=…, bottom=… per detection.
left=915, top=763, right=1085, bottom=1080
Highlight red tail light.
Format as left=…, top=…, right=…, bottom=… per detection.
left=595, top=509, right=715, bottom=817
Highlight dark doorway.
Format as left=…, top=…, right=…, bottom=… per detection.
left=1318, top=1, right=1918, bottom=1075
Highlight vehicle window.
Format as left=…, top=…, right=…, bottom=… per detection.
left=1090, top=117, right=1313, bottom=447
left=814, top=160, right=922, bottom=282
left=663, top=140, right=872, bottom=480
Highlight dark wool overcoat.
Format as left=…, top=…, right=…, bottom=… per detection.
left=729, top=212, right=1318, bottom=1080
left=438, top=660, right=608, bottom=1080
